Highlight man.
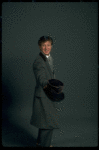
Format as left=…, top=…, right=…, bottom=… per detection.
left=30, top=36, right=60, bottom=147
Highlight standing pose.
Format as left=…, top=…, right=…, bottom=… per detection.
left=30, top=36, right=59, bottom=147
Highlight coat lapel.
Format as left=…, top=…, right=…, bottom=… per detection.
left=39, top=52, right=53, bottom=78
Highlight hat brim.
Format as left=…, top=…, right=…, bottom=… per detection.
left=43, top=88, right=65, bottom=102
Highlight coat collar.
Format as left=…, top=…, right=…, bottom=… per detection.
left=39, top=52, right=47, bottom=61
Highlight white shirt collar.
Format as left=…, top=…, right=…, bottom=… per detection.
left=46, top=53, right=50, bottom=58
left=40, top=51, right=50, bottom=58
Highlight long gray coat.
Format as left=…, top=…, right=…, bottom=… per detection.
left=30, top=52, right=60, bottom=129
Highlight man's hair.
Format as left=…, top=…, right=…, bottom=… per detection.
left=38, top=36, right=53, bottom=46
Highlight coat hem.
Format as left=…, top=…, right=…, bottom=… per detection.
left=30, top=122, right=60, bottom=129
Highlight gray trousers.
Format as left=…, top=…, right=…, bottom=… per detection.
left=36, top=128, right=53, bottom=147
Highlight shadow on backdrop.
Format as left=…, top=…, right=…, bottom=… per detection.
left=2, top=68, right=36, bottom=147
left=2, top=118, right=36, bottom=147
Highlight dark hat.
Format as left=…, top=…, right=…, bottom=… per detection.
left=43, top=79, right=65, bottom=102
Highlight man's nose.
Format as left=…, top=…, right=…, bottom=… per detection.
left=45, top=46, right=48, bottom=49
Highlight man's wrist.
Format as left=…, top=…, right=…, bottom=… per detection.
left=43, top=85, right=48, bottom=89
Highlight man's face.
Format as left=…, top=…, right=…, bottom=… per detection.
left=39, top=41, right=52, bottom=56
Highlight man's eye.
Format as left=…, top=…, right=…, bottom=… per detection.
left=42, top=45, right=50, bottom=46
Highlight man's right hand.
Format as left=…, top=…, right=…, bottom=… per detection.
left=43, top=85, right=48, bottom=89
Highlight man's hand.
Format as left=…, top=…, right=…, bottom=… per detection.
left=43, top=85, right=48, bottom=89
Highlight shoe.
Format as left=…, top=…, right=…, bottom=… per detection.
left=36, top=143, right=53, bottom=147
left=50, top=145, right=53, bottom=147
left=36, top=143, right=43, bottom=147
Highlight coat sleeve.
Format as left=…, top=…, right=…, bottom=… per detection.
left=33, top=60, right=48, bottom=89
